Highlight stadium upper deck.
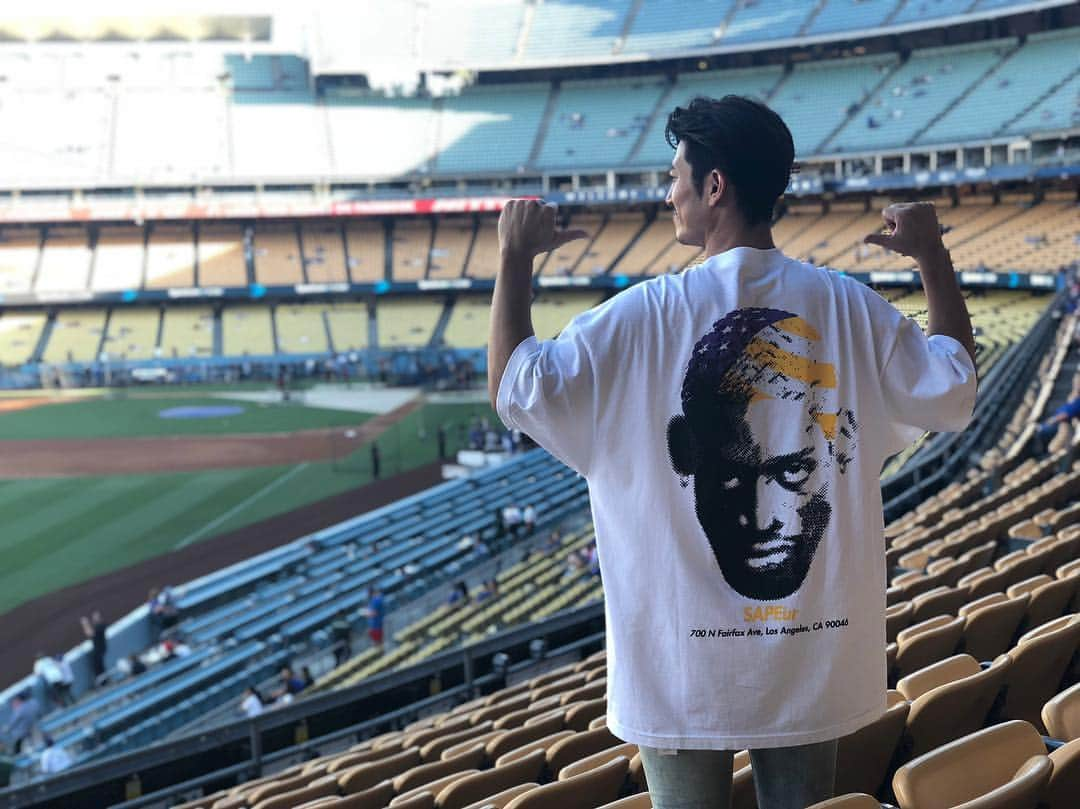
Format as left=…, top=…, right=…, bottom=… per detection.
left=0, top=1, right=1075, bottom=192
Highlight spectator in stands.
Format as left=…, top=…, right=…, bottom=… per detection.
left=447, top=581, right=470, bottom=608
left=545, top=530, right=562, bottom=553
left=300, top=666, right=315, bottom=690
left=240, top=686, right=264, bottom=718
left=33, top=653, right=71, bottom=708
left=38, top=735, right=71, bottom=775
left=1035, top=395, right=1080, bottom=451
left=3, top=692, right=40, bottom=755
left=502, top=504, right=523, bottom=537
left=477, top=579, right=499, bottom=603
left=80, top=612, right=107, bottom=685
left=523, top=504, right=537, bottom=535
left=148, top=587, right=179, bottom=636
left=272, top=667, right=307, bottom=704
left=127, top=655, right=146, bottom=677
left=489, top=96, right=975, bottom=808
left=331, top=613, right=353, bottom=666
left=365, top=587, right=386, bottom=649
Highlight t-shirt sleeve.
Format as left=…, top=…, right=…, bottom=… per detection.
left=496, top=301, right=619, bottom=476
left=880, top=315, right=978, bottom=451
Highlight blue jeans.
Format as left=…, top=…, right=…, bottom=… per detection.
left=639, top=739, right=838, bottom=809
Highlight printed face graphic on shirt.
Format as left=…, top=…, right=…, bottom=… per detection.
left=666, top=308, right=857, bottom=601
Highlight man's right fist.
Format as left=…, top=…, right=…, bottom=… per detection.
left=498, top=199, right=588, bottom=261
left=863, top=201, right=948, bottom=265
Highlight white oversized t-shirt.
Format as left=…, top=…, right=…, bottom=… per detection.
left=497, top=246, right=976, bottom=750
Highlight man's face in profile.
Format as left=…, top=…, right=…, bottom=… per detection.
left=692, top=398, right=831, bottom=601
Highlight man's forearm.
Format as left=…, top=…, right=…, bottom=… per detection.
left=488, top=251, right=536, bottom=408
left=919, top=246, right=977, bottom=369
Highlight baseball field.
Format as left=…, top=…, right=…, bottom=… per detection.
left=0, top=385, right=496, bottom=618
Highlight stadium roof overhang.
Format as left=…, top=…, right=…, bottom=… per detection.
left=0, top=14, right=270, bottom=43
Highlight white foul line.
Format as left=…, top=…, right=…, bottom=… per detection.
left=173, top=463, right=310, bottom=550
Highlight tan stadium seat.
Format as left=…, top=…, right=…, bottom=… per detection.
left=957, top=541, right=998, bottom=573
left=406, top=716, right=442, bottom=733
left=435, top=750, right=546, bottom=809
left=886, top=602, right=914, bottom=644
left=486, top=715, right=565, bottom=761
left=442, top=730, right=504, bottom=761
left=525, top=703, right=581, bottom=732
left=295, top=798, right=339, bottom=809
left=470, top=696, right=532, bottom=726
left=558, top=743, right=638, bottom=781
left=893, top=615, right=965, bottom=681
left=596, top=795, right=651, bottom=809
left=559, top=679, right=606, bottom=705
left=835, top=690, right=909, bottom=796
left=328, top=746, right=401, bottom=774
left=545, top=725, right=621, bottom=777
left=1043, top=738, right=1080, bottom=809
left=501, top=756, right=629, bottom=809
left=1014, top=577, right=1079, bottom=634
left=212, top=796, right=249, bottom=809
left=327, top=779, right=394, bottom=809
left=584, top=667, right=606, bottom=683
left=901, top=654, right=1012, bottom=758
left=528, top=665, right=578, bottom=691
left=484, top=683, right=533, bottom=707
left=962, top=566, right=1017, bottom=601
left=393, top=745, right=486, bottom=794
left=246, top=772, right=317, bottom=805
left=494, top=731, right=576, bottom=768
left=565, top=698, right=607, bottom=731
left=959, top=593, right=1029, bottom=661
left=388, top=794, right=437, bottom=809
left=1001, top=615, right=1080, bottom=730
left=339, top=748, right=423, bottom=794
left=1042, top=682, right=1080, bottom=741
left=531, top=674, right=588, bottom=703
left=805, top=796, right=881, bottom=809
left=459, top=783, right=538, bottom=809
left=911, top=586, right=969, bottom=624
left=495, top=697, right=564, bottom=730
left=588, top=716, right=608, bottom=730
left=422, top=721, right=495, bottom=761
left=891, top=721, right=1052, bottom=809
left=407, top=717, right=474, bottom=748
left=252, top=776, right=339, bottom=809
left=628, top=751, right=646, bottom=791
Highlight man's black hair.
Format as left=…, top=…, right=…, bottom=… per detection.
left=665, top=95, right=796, bottom=226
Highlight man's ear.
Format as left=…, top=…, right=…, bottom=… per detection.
left=667, top=414, right=698, bottom=477
left=707, top=169, right=726, bottom=209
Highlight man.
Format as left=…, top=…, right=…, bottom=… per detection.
left=489, top=95, right=976, bottom=809
left=38, top=735, right=72, bottom=775
left=80, top=611, right=108, bottom=685
left=3, top=692, right=40, bottom=755
left=33, top=653, right=71, bottom=708
left=365, top=587, right=386, bottom=649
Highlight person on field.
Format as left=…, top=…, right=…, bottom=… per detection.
left=488, top=95, right=976, bottom=809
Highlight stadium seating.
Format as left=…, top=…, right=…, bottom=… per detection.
left=254, top=224, right=304, bottom=286
left=922, top=29, right=1080, bottom=145
left=522, top=0, right=631, bottom=63
left=35, top=227, right=91, bottom=294
left=325, top=303, right=371, bottom=352
left=827, top=39, right=1017, bottom=152
left=393, top=219, right=436, bottom=282
left=100, top=308, right=160, bottom=360
left=537, top=77, right=667, bottom=171
left=302, top=223, right=350, bottom=284
left=0, top=312, right=46, bottom=365
left=158, top=307, right=215, bottom=359
left=197, top=224, right=248, bottom=287
left=807, top=0, right=903, bottom=36
left=276, top=304, right=331, bottom=355
left=441, top=295, right=492, bottom=349
left=325, top=94, right=437, bottom=178
left=231, top=91, right=332, bottom=179
left=428, top=217, right=474, bottom=280
left=464, top=218, right=501, bottom=279
left=221, top=306, right=276, bottom=356
left=112, top=89, right=229, bottom=183
left=0, top=228, right=40, bottom=295
left=574, top=213, right=647, bottom=276
left=145, top=225, right=196, bottom=289
left=40, top=309, right=106, bottom=364
left=722, top=0, right=818, bottom=44
left=622, top=0, right=734, bottom=54
left=435, top=84, right=551, bottom=175
left=346, top=222, right=387, bottom=284
left=423, top=0, right=524, bottom=67
left=376, top=300, right=443, bottom=348
left=90, top=227, right=144, bottom=292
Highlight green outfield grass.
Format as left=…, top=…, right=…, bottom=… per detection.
left=0, top=394, right=370, bottom=440
left=0, top=401, right=496, bottom=616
